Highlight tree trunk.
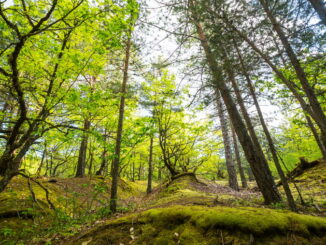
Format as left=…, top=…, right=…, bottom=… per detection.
left=0, top=136, right=36, bottom=192
left=236, top=47, right=297, bottom=211
left=158, top=164, right=162, bottom=181
left=189, top=1, right=281, bottom=204
left=147, top=136, right=154, bottom=194
left=215, top=91, right=239, bottom=191
left=132, top=152, right=135, bottom=181
left=110, top=33, right=132, bottom=213
left=307, top=0, right=326, bottom=25
left=158, top=123, right=180, bottom=177
left=225, top=57, right=269, bottom=168
left=36, top=142, right=47, bottom=176
left=231, top=127, right=247, bottom=188
left=247, top=167, right=255, bottom=181
left=96, top=148, right=108, bottom=176
left=75, top=118, right=90, bottom=177
left=88, top=150, right=94, bottom=176
left=96, top=131, right=109, bottom=176
left=49, top=155, right=54, bottom=177
left=0, top=156, right=21, bottom=192
left=138, top=156, right=142, bottom=181
left=45, top=155, right=49, bottom=177
left=305, top=114, right=326, bottom=158
left=259, top=0, right=326, bottom=147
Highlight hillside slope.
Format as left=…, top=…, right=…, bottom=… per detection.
left=0, top=161, right=326, bottom=244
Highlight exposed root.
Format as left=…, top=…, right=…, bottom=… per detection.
left=19, top=172, right=56, bottom=210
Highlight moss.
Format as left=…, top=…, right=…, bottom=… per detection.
left=128, top=180, right=154, bottom=194
left=146, top=174, right=219, bottom=208
left=66, top=205, right=326, bottom=245
left=148, top=189, right=215, bottom=208
left=0, top=175, right=149, bottom=243
left=178, top=225, right=205, bottom=243
left=280, top=159, right=326, bottom=210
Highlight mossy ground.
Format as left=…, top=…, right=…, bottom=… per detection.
left=288, top=159, right=326, bottom=210
left=0, top=175, right=145, bottom=244
left=1, top=161, right=326, bottom=244
left=61, top=167, right=326, bottom=245
left=142, top=173, right=261, bottom=209
left=66, top=205, right=326, bottom=245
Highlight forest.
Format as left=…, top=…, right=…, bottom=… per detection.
left=0, top=0, right=325, bottom=244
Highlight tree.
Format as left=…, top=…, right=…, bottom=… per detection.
left=258, top=0, right=326, bottom=148
left=231, top=127, right=247, bottom=188
left=188, top=0, right=281, bottom=204
left=0, top=0, right=93, bottom=191
left=110, top=0, right=139, bottom=212
left=234, top=45, right=297, bottom=211
left=146, top=135, right=154, bottom=194
left=215, top=91, right=239, bottom=191
left=0, top=0, right=134, bottom=191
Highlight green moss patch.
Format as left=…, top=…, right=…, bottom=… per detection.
left=280, top=159, right=326, bottom=211
left=0, top=175, right=146, bottom=243
left=66, top=205, right=326, bottom=245
left=144, top=173, right=260, bottom=209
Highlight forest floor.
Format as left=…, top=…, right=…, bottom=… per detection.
left=0, top=159, right=325, bottom=244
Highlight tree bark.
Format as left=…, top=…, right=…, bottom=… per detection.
left=231, top=127, right=247, bottom=188
left=307, top=0, right=326, bottom=25
left=96, top=144, right=108, bottom=176
left=305, top=114, right=326, bottom=158
left=215, top=91, right=239, bottom=191
left=147, top=136, right=154, bottom=194
left=88, top=149, right=94, bottom=176
left=138, top=156, right=142, bottom=181
left=97, top=131, right=109, bottom=176
left=110, top=34, right=132, bottom=213
left=0, top=136, right=36, bottom=192
left=189, top=0, right=281, bottom=204
left=75, top=118, right=90, bottom=177
left=132, top=152, right=135, bottom=181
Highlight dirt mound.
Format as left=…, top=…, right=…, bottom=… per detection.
left=286, top=158, right=322, bottom=180
left=280, top=158, right=326, bottom=213
left=141, top=173, right=260, bottom=209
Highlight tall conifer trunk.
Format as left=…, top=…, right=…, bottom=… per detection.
left=235, top=46, right=297, bottom=211
left=231, top=127, right=247, bottom=188
left=147, top=136, right=154, bottom=194
left=189, top=0, right=281, bottom=204
left=215, top=91, right=239, bottom=191
left=305, top=115, right=326, bottom=158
